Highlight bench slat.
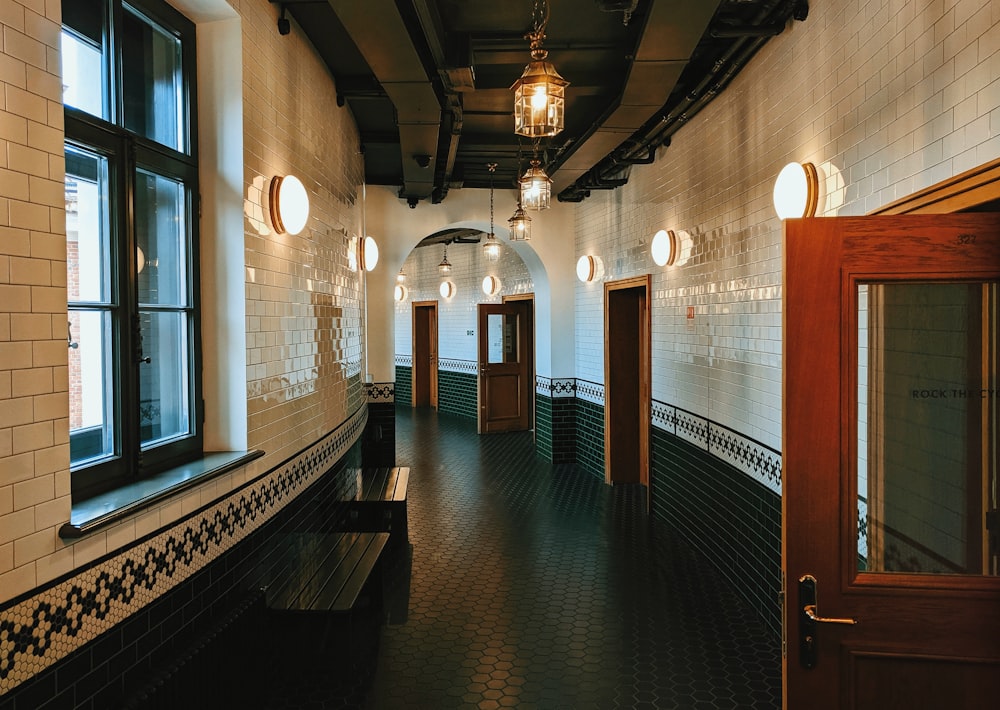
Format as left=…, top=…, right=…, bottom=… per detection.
left=362, top=467, right=392, bottom=501
left=266, top=532, right=354, bottom=610
left=318, top=532, right=389, bottom=612
left=390, top=467, right=409, bottom=502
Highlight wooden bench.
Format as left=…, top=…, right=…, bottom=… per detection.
left=263, top=530, right=389, bottom=665
left=264, top=530, right=389, bottom=612
left=343, top=466, right=409, bottom=545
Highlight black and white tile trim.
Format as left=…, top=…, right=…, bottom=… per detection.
left=534, top=377, right=575, bottom=398
left=438, top=358, right=477, bottom=374
left=0, top=406, right=368, bottom=697
left=575, top=380, right=605, bottom=405
left=650, top=401, right=781, bottom=494
left=365, top=382, right=395, bottom=403
left=394, top=354, right=412, bottom=368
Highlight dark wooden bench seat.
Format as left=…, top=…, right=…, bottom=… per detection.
left=343, top=466, right=409, bottom=544
left=264, top=530, right=389, bottom=612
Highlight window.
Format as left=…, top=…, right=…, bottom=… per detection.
left=64, top=0, right=201, bottom=500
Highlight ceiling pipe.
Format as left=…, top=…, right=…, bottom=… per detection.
left=558, top=0, right=803, bottom=203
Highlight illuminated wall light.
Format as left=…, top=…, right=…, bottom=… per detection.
left=482, top=275, right=501, bottom=296
left=269, top=174, right=310, bottom=234
left=650, top=229, right=678, bottom=267
left=394, top=284, right=408, bottom=302
left=772, top=161, right=819, bottom=219
left=439, top=281, right=455, bottom=299
left=576, top=255, right=596, bottom=282
left=360, top=235, right=379, bottom=271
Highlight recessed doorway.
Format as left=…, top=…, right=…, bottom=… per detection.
left=604, top=276, right=651, bottom=503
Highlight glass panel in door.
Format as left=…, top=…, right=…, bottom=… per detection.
left=857, top=281, right=998, bottom=576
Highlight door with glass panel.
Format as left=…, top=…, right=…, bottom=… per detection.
left=478, top=303, right=530, bottom=433
left=783, top=215, right=1000, bottom=709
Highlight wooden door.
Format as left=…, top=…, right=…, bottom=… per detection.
left=478, top=302, right=530, bottom=433
left=783, top=214, right=1000, bottom=710
left=412, top=301, right=437, bottom=408
left=604, top=277, right=651, bottom=497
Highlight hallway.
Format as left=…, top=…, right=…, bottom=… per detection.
left=268, top=407, right=781, bottom=709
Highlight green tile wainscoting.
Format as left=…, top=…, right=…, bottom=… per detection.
left=651, top=427, right=782, bottom=639
left=437, top=370, right=478, bottom=420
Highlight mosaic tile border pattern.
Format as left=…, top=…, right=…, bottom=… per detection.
left=536, top=376, right=576, bottom=398
left=575, top=379, right=605, bottom=406
left=365, top=382, right=395, bottom=403
left=652, top=403, right=782, bottom=495
left=0, top=406, right=368, bottom=697
left=438, top=358, right=476, bottom=374
left=394, top=354, right=412, bottom=368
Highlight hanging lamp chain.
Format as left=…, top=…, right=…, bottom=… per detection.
left=488, top=162, right=497, bottom=236
left=527, top=0, right=550, bottom=58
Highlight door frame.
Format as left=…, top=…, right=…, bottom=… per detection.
left=604, top=275, right=652, bottom=497
left=411, top=300, right=438, bottom=408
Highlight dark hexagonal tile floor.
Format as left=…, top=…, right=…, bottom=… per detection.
left=265, top=407, right=781, bottom=709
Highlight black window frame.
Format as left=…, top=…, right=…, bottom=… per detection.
left=64, top=0, right=202, bottom=501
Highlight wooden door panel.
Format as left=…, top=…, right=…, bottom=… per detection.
left=848, top=652, right=1000, bottom=710
left=783, top=214, right=1000, bottom=710
left=478, top=303, right=530, bottom=433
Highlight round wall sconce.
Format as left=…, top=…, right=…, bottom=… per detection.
left=269, top=174, right=310, bottom=234
left=439, top=281, right=455, bottom=299
left=772, top=161, right=819, bottom=219
left=576, top=255, right=596, bottom=282
left=482, top=275, right=501, bottom=296
left=360, top=235, right=379, bottom=271
left=394, top=284, right=408, bottom=302
left=651, top=229, right=678, bottom=267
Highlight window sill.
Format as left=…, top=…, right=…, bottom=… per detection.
left=59, top=450, right=264, bottom=539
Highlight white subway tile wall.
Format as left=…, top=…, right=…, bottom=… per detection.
left=0, top=0, right=67, bottom=603
left=394, top=238, right=533, bottom=366
left=0, top=0, right=367, bottom=606
left=574, top=0, right=1000, bottom=453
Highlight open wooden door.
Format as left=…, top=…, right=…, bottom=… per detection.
left=478, top=302, right=530, bottom=433
left=783, top=214, right=1000, bottom=709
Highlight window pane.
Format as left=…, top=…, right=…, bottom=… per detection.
left=69, top=310, right=115, bottom=464
left=857, top=281, right=999, bottom=576
left=135, top=168, right=186, bottom=306
left=61, top=29, right=105, bottom=117
left=123, top=5, right=184, bottom=152
left=140, top=310, right=190, bottom=446
left=66, top=146, right=111, bottom=304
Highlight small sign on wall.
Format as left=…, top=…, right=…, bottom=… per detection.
left=686, top=305, right=695, bottom=331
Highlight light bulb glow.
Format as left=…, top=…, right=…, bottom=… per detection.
left=269, top=174, right=310, bottom=234
left=651, top=229, right=677, bottom=267
left=773, top=162, right=819, bottom=219
left=439, top=281, right=455, bottom=298
left=361, top=235, right=379, bottom=271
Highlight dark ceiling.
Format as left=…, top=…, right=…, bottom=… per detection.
left=279, top=0, right=808, bottom=206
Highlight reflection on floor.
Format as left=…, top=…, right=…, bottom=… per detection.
left=265, top=407, right=781, bottom=709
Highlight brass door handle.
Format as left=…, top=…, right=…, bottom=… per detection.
left=803, top=604, right=857, bottom=625
left=798, top=574, right=858, bottom=669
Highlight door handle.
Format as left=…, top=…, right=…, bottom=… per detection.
left=804, top=604, right=856, bottom=625
left=798, top=574, right=857, bottom=670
